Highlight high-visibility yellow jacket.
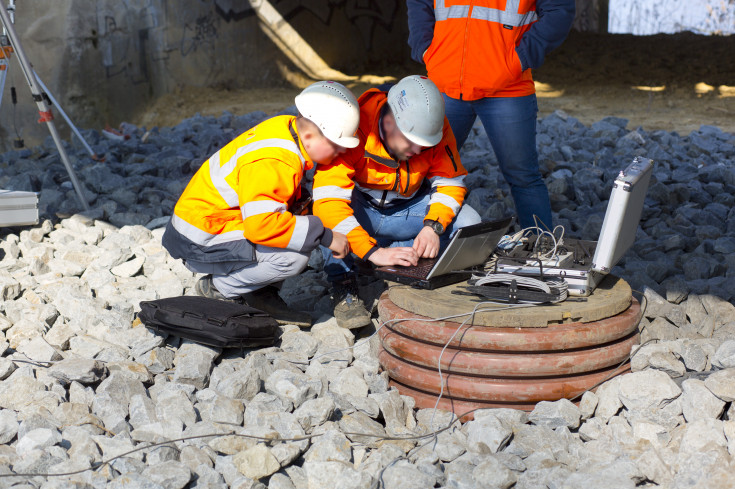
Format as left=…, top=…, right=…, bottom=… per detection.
left=162, top=115, right=333, bottom=269
left=312, top=89, right=468, bottom=260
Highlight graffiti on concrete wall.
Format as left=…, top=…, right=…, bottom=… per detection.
left=212, top=0, right=399, bottom=51
left=98, top=0, right=224, bottom=83
left=97, top=0, right=167, bottom=83
left=97, top=0, right=401, bottom=85
left=180, top=11, right=219, bottom=56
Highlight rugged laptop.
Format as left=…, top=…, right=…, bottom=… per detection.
left=373, top=216, right=514, bottom=290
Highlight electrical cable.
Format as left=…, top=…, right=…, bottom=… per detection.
left=497, top=221, right=568, bottom=266
left=9, top=68, right=23, bottom=145
left=0, top=285, right=537, bottom=480
left=470, top=272, right=569, bottom=304
left=0, top=286, right=651, bottom=482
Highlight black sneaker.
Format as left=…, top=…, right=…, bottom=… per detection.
left=194, top=275, right=242, bottom=303
left=242, top=285, right=312, bottom=328
left=331, top=276, right=372, bottom=330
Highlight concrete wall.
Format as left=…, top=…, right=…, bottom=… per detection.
left=609, top=0, right=735, bottom=35
left=0, top=0, right=410, bottom=152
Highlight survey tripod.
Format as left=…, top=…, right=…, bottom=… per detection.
left=0, top=0, right=89, bottom=210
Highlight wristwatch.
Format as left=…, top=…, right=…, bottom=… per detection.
left=423, top=219, right=445, bottom=235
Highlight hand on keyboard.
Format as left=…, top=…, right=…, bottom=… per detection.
left=368, top=247, right=419, bottom=267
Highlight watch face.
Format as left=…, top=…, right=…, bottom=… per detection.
left=426, top=220, right=443, bottom=234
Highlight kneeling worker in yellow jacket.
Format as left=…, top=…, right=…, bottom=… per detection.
left=162, top=81, right=358, bottom=326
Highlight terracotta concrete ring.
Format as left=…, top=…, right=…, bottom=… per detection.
left=389, top=368, right=631, bottom=417
left=378, top=348, right=631, bottom=403
left=379, top=326, right=640, bottom=377
left=378, top=295, right=641, bottom=352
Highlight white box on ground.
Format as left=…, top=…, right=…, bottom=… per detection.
left=0, top=189, right=39, bottom=227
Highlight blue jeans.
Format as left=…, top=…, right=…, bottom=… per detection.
left=442, top=93, right=552, bottom=230
left=322, top=185, right=481, bottom=282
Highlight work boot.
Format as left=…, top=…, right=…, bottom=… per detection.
left=195, top=275, right=243, bottom=303
left=242, top=285, right=312, bottom=328
left=331, top=276, right=372, bottom=330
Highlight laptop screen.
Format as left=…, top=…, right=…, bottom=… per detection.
left=427, top=216, right=514, bottom=279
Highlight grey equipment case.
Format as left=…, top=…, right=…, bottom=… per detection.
left=591, top=156, right=654, bottom=273
left=494, top=156, right=654, bottom=297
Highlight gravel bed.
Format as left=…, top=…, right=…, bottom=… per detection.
left=0, top=107, right=733, bottom=488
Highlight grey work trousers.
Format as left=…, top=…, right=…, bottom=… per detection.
left=185, top=245, right=310, bottom=298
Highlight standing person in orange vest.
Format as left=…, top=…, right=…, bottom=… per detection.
left=162, top=81, right=357, bottom=327
left=313, top=75, right=481, bottom=329
left=407, top=0, right=575, bottom=230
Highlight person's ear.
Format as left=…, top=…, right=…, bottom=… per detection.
left=382, top=111, right=397, bottom=134
left=300, top=127, right=315, bottom=143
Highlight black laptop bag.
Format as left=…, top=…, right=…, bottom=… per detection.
left=138, top=296, right=278, bottom=348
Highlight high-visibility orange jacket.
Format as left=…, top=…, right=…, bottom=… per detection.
left=312, top=89, right=468, bottom=260
left=162, top=115, right=333, bottom=268
left=407, top=0, right=575, bottom=101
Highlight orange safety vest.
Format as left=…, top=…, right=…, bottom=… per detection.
left=313, top=89, right=468, bottom=259
left=425, top=0, right=538, bottom=100
left=163, top=115, right=329, bottom=266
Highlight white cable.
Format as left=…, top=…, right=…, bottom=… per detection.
left=430, top=299, right=536, bottom=431
left=310, top=285, right=558, bottom=489
left=472, top=272, right=569, bottom=304
left=311, top=291, right=532, bottom=364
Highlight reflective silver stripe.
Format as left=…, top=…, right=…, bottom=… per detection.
left=355, top=186, right=385, bottom=202
left=435, top=0, right=470, bottom=21
left=334, top=216, right=360, bottom=236
left=358, top=185, right=418, bottom=205
left=365, top=151, right=399, bottom=169
left=430, top=175, right=467, bottom=188
left=287, top=215, right=309, bottom=250
left=429, top=193, right=461, bottom=214
left=313, top=185, right=353, bottom=202
left=209, top=151, right=239, bottom=208
left=233, top=138, right=305, bottom=170
left=171, top=214, right=246, bottom=246
left=356, top=186, right=419, bottom=205
left=209, top=138, right=305, bottom=208
left=242, top=200, right=286, bottom=219
left=436, top=0, right=537, bottom=26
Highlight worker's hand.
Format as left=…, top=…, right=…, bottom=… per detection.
left=413, top=226, right=441, bottom=259
left=328, top=232, right=350, bottom=259
left=368, top=247, right=419, bottom=267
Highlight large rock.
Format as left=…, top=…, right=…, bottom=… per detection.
left=233, top=445, right=280, bottom=480
left=48, top=358, right=108, bottom=385
left=681, top=379, right=726, bottom=421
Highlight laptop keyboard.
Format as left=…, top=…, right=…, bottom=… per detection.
left=393, top=257, right=438, bottom=279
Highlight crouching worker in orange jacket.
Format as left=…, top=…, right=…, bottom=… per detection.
left=313, top=75, right=481, bottom=329
left=162, top=81, right=358, bottom=327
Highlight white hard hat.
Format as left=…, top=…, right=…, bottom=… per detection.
left=294, top=81, right=360, bottom=148
left=387, top=75, right=445, bottom=147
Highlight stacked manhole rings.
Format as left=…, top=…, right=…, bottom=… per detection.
left=377, top=292, right=642, bottom=415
